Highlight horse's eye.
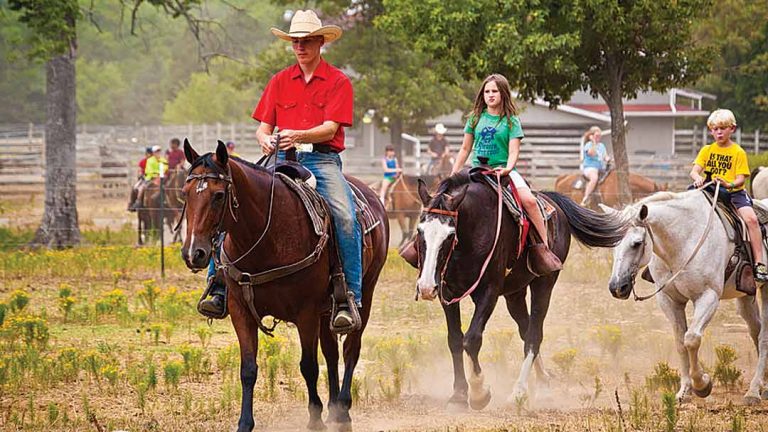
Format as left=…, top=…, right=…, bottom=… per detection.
left=213, top=191, right=226, bottom=202
left=631, top=239, right=643, bottom=248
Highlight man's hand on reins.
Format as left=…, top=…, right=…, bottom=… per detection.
left=275, top=129, right=303, bottom=150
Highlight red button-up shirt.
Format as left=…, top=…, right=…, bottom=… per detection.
left=252, top=59, right=353, bottom=152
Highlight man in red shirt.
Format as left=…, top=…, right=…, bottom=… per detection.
left=198, top=10, right=362, bottom=330
left=166, top=138, right=185, bottom=170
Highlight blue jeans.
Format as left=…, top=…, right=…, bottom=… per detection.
left=206, top=152, right=364, bottom=306
left=297, top=151, right=363, bottom=306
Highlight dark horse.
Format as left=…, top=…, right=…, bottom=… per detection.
left=413, top=172, right=626, bottom=408
left=180, top=140, right=388, bottom=431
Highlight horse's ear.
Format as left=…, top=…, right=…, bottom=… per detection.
left=447, top=184, right=470, bottom=209
left=184, top=138, right=199, bottom=163
left=215, top=140, right=229, bottom=166
left=638, top=204, right=649, bottom=221
left=417, top=179, right=432, bottom=206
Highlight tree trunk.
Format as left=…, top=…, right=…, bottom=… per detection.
left=603, top=91, right=632, bottom=206
left=32, top=41, right=80, bottom=248
left=389, top=117, right=404, bottom=161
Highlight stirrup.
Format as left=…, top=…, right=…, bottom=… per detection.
left=197, top=278, right=229, bottom=320
left=329, top=273, right=361, bottom=335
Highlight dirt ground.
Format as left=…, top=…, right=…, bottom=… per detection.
left=2, top=197, right=768, bottom=431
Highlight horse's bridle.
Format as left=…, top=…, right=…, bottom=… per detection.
left=417, top=171, right=504, bottom=306
left=630, top=181, right=718, bottom=301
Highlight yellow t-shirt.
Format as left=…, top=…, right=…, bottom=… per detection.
left=693, top=142, right=750, bottom=191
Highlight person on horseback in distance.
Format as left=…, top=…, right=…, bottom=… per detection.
left=451, top=74, right=562, bottom=273
left=197, top=10, right=363, bottom=328
left=690, top=108, right=768, bottom=282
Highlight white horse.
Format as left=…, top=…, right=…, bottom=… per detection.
left=751, top=167, right=768, bottom=199
left=603, top=190, right=768, bottom=404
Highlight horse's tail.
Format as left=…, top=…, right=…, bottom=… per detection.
left=541, top=191, right=627, bottom=248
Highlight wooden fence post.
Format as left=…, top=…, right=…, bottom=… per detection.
left=756, top=129, right=761, bottom=154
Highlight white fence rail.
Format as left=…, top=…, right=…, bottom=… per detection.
left=1, top=124, right=765, bottom=197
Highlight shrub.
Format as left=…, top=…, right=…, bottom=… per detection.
left=57, top=284, right=76, bottom=321
left=179, top=343, right=211, bottom=381
left=713, top=344, right=742, bottom=392
left=8, top=290, right=30, bottom=313
left=195, top=325, right=212, bottom=348
left=94, top=289, right=128, bottom=317
left=594, top=324, right=623, bottom=358
left=2, top=314, right=49, bottom=348
left=646, top=362, right=680, bottom=393
left=163, top=360, right=183, bottom=391
left=138, top=279, right=161, bottom=313
left=552, top=348, right=578, bottom=378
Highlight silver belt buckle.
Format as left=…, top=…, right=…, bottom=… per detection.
left=296, top=143, right=313, bottom=153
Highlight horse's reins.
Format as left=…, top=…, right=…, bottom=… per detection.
left=424, top=171, right=504, bottom=306
left=632, top=180, right=718, bottom=301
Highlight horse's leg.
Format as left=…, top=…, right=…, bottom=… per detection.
left=463, top=289, right=499, bottom=410
left=397, top=212, right=409, bottom=246
left=296, top=313, right=325, bottom=430
left=657, top=291, right=692, bottom=402
left=443, top=302, right=469, bottom=410
left=334, top=274, right=377, bottom=430
left=738, top=295, right=763, bottom=403
left=229, top=297, right=259, bottom=432
left=685, top=289, right=719, bottom=397
left=509, top=275, right=555, bottom=401
left=319, top=323, right=341, bottom=422
left=757, top=283, right=768, bottom=400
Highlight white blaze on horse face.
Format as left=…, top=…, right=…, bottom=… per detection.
left=416, top=218, right=455, bottom=300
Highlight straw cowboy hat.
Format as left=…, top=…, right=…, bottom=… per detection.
left=434, top=123, right=447, bottom=135
left=271, top=10, right=342, bottom=43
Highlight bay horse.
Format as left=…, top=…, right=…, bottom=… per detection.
left=604, top=191, right=768, bottom=404
left=137, top=169, right=186, bottom=244
left=554, top=170, right=667, bottom=209
left=413, top=171, right=627, bottom=408
left=388, top=173, right=440, bottom=246
left=180, top=140, right=388, bottom=431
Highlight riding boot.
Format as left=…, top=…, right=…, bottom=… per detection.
left=198, top=275, right=228, bottom=319
left=527, top=243, right=563, bottom=275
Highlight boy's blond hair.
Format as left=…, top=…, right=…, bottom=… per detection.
left=707, top=109, right=737, bottom=129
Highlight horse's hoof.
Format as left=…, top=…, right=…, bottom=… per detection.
left=306, top=419, right=326, bottom=431
left=446, top=398, right=468, bottom=413
left=744, top=394, right=761, bottom=406
left=469, top=388, right=492, bottom=411
left=335, top=422, right=353, bottom=432
left=692, top=378, right=713, bottom=398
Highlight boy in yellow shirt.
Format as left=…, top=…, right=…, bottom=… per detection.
left=690, top=108, right=768, bottom=281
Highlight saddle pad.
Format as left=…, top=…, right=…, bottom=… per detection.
left=478, top=174, right=554, bottom=223
left=277, top=172, right=380, bottom=237
left=754, top=200, right=768, bottom=225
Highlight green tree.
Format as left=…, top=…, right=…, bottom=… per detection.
left=379, top=0, right=713, bottom=202
left=3, top=0, right=202, bottom=247
left=162, top=68, right=257, bottom=124
left=695, top=1, right=768, bottom=131
left=327, top=23, right=467, bottom=155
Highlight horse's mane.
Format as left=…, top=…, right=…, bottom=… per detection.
left=429, top=171, right=471, bottom=208
left=635, top=189, right=695, bottom=206
left=190, top=153, right=268, bottom=175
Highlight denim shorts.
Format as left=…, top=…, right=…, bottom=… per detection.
left=730, top=189, right=753, bottom=209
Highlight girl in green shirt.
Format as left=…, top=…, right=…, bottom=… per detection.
left=452, top=74, right=561, bottom=273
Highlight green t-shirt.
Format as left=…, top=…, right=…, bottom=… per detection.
left=464, top=110, right=524, bottom=168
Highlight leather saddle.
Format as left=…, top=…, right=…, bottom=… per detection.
left=697, top=186, right=765, bottom=295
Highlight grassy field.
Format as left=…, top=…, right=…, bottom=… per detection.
left=1, top=223, right=768, bottom=430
